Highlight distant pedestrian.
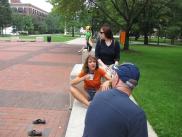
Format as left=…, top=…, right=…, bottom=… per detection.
left=83, top=63, right=148, bottom=137
left=95, top=24, right=120, bottom=66
left=80, top=27, right=85, bottom=37
left=78, top=26, right=93, bottom=53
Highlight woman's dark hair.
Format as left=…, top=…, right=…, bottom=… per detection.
left=82, top=55, right=99, bottom=73
left=101, top=24, right=113, bottom=39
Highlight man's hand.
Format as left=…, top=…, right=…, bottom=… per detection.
left=101, top=81, right=111, bottom=91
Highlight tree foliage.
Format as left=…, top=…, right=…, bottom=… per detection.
left=45, top=12, right=62, bottom=33
left=86, top=0, right=149, bottom=49
left=165, top=0, right=182, bottom=44
left=12, top=13, right=34, bottom=34
left=49, top=0, right=86, bottom=36
left=0, top=0, right=12, bottom=34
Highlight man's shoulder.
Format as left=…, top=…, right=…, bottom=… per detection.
left=94, top=88, right=119, bottom=99
left=96, top=89, right=144, bottom=115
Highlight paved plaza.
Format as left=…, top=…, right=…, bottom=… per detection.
left=0, top=41, right=82, bottom=137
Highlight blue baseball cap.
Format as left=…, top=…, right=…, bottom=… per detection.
left=112, top=63, right=140, bottom=87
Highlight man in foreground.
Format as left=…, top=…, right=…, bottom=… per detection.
left=83, top=63, right=148, bottom=137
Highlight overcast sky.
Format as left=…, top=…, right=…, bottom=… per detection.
left=21, top=0, right=53, bottom=12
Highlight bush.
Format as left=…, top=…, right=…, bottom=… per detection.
left=18, top=31, right=28, bottom=35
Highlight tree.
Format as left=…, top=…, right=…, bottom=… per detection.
left=12, top=13, right=23, bottom=32
left=12, top=13, right=34, bottom=34
left=88, top=0, right=149, bottom=50
left=49, top=0, right=149, bottom=49
left=45, top=13, right=62, bottom=33
left=0, top=0, right=12, bottom=35
left=137, top=0, right=171, bottom=45
left=166, top=0, right=182, bottom=44
left=49, top=0, right=86, bottom=36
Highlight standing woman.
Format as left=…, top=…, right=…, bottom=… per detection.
left=95, top=24, right=120, bottom=66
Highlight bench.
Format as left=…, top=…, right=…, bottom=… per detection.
left=36, top=36, right=44, bottom=42
left=65, top=100, right=87, bottom=137
left=65, top=64, right=85, bottom=137
left=69, top=64, right=83, bottom=109
left=129, top=96, right=158, bottom=137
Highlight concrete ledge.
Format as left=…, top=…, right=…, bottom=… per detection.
left=65, top=100, right=87, bottom=137
left=70, top=64, right=83, bottom=80
left=36, top=36, right=44, bottom=42
left=11, top=37, right=20, bottom=42
left=69, top=64, right=83, bottom=109
left=130, top=96, right=158, bottom=137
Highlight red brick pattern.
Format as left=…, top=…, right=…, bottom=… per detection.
left=0, top=41, right=82, bottom=137
left=0, top=52, right=28, bottom=61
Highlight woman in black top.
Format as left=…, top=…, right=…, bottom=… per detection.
left=95, top=24, right=120, bottom=66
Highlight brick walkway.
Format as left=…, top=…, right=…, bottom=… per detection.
left=0, top=41, right=82, bottom=137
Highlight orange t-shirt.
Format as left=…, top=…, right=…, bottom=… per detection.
left=78, top=68, right=106, bottom=90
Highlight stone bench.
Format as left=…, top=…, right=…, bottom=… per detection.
left=36, top=36, right=44, bottom=42
left=65, top=100, right=87, bottom=137
left=69, top=64, right=83, bottom=109
left=11, top=36, right=20, bottom=42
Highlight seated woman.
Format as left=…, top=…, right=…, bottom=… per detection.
left=70, top=55, right=111, bottom=107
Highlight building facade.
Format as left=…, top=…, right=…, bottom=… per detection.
left=9, top=0, right=48, bottom=20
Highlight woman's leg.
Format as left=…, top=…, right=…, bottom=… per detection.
left=70, top=85, right=90, bottom=106
left=87, top=90, right=96, bottom=101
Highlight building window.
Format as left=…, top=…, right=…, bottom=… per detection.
left=24, top=8, right=27, bottom=13
left=18, top=7, right=23, bottom=13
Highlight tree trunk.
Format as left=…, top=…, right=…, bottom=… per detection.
left=171, top=38, right=174, bottom=45
left=144, top=32, right=148, bottom=45
left=157, top=35, right=160, bottom=45
left=0, top=27, right=2, bottom=35
left=71, top=26, right=74, bottom=37
left=2, top=26, right=4, bottom=35
left=124, top=30, right=129, bottom=50
left=157, top=29, right=160, bottom=46
left=64, top=21, right=67, bottom=35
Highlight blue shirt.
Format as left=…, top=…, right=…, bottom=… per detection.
left=83, top=89, right=148, bottom=137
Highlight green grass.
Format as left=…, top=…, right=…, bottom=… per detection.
left=43, top=35, right=78, bottom=42
left=121, top=45, right=182, bottom=137
left=0, top=34, right=78, bottom=42
left=130, top=37, right=182, bottom=45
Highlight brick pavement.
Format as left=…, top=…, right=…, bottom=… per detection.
left=0, top=41, right=82, bottom=137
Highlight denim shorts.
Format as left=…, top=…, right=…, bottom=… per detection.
left=87, top=89, right=96, bottom=101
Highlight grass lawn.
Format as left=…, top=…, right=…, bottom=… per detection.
left=43, top=34, right=78, bottom=42
left=120, top=45, right=182, bottom=137
left=0, top=34, right=78, bottom=42
left=129, top=37, right=182, bottom=46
